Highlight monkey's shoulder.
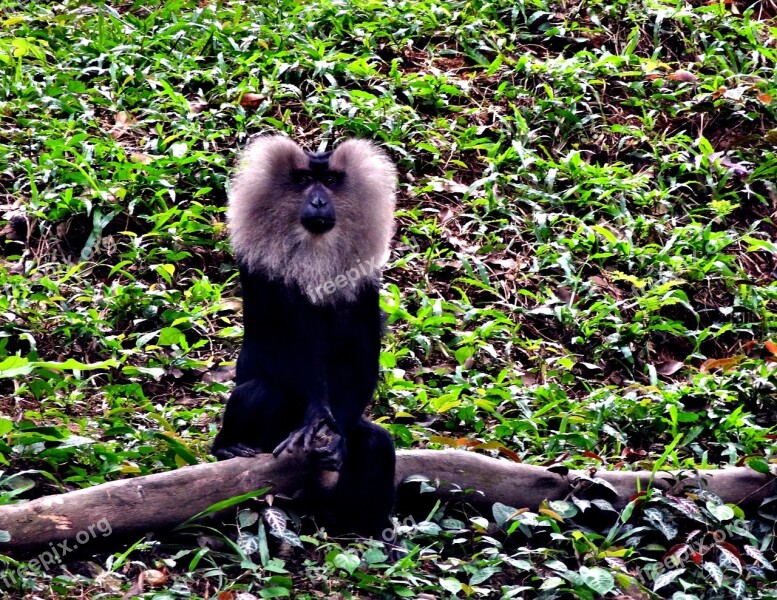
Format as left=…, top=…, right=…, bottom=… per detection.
left=237, top=263, right=381, bottom=315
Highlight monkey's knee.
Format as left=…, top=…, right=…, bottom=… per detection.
left=212, top=379, right=287, bottom=459
left=327, top=422, right=395, bottom=536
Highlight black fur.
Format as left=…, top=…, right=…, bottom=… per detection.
left=212, top=138, right=397, bottom=537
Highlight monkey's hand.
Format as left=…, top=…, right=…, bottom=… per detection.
left=212, top=443, right=259, bottom=461
left=273, top=414, right=345, bottom=471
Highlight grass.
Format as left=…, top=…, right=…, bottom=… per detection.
left=1, top=0, right=777, bottom=597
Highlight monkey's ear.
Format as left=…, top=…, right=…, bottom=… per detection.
left=238, top=135, right=307, bottom=174
left=329, top=139, right=397, bottom=195
left=228, top=135, right=310, bottom=268
left=230, top=136, right=307, bottom=207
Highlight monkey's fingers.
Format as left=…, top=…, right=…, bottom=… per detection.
left=303, top=420, right=328, bottom=452
left=272, top=428, right=307, bottom=457
left=303, top=412, right=340, bottom=452
left=214, top=443, right=258, bottom=460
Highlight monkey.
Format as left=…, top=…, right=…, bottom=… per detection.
left=211, top=135, right=397, bottom=537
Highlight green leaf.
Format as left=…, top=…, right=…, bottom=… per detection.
left=579, top=566, right=615, bottom=595
left=492, top=502, right=519, bottom=527
left=35, top=358, right=119, bottom=372
left=486, top=54, right=503, bottom=76
left=333, top=552, right=360, bottom=575
left=455, top=345, right=474, bottom=365
left=440, top=577, right=463, bottom=593
left=259, top=587, right=290, bottom=598
left=745, top=456, right=771, bottom=475
left=238, top=509, right=259, bottom=528
left=177, top=487, right=271, bottom=526
left=0, top=356, right=32, bottom=378
left=363, top=548, right=388, bottom=564
left=158, top=327, right=185, bottom=346
left=469, top=567, right=499, bottom=585
left=653, top=568, right=685, bottom=591
left=705, top=501, right=734, bottom=522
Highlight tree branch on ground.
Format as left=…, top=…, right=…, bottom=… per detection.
left=1, top=449, right=774, bottom=553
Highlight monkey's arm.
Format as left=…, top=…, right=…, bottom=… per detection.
left=214, top=269, right=338, bottom=461
left=276, top=285, right=384, bottom=470
left=271, top=308, right=346, bottom=469
left=238, top=275, right=345, bottom=466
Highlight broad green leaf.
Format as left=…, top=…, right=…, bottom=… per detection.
left=333, top=552, right=360, bottom=575
left=579, top=566, right=615, bottom=595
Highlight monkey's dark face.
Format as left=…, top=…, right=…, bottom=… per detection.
left=295, top=151, right=345, bottom=235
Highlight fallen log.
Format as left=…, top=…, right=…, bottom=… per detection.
left=0, top=449, right=774, bottom=553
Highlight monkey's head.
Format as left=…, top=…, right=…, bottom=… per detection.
left=228, top=135, right=397, bottom=304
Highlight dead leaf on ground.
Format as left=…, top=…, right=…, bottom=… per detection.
left=202, top=364, right=236, bottom=384
left=667, top=69, right=697, bottom=83
left=110, top=111, right=136, bottom=140
left=143, top=569, right=167, bottom=587
left=656, top=360, right=684, bottom=376
left=238, top=92, right=265, bottom=108
left=130, top=152, right=155, bottom=165
left=428, top=176, right=470, bottom=195
left=700, top=356, right=746, bottom=373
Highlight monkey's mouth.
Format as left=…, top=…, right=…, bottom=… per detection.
left=301, top=216, right=336, bottom=234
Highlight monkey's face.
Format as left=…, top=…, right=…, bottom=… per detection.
left=295, top=151, right=344, bottom=235
left=229, top=135, right=396, bottom=303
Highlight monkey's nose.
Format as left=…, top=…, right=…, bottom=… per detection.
left=310, top=190, right=328, bottom=208
left=301, top=189, right=336, bottom=234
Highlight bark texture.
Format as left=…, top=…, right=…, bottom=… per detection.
left=1, top=449, right=774, bottom=553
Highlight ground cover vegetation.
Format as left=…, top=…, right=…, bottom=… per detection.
left=1, top=0, right=777, bottom=597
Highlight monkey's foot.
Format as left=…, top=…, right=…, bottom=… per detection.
left=213, top=443, right=259, bottom=460
left=272, top=417, right=345, bottom=471
left=312, top=423, right=345, bottom=471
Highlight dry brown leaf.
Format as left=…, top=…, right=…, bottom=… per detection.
left=711, top=152, right=751, bottom=176
left=488, top=258, right=516, bottom=269
left=143, top=569, right=167, bottom=587
left=122, top=574, right=144, bottom=599
left=712, top=86, right=727, bottom=99
left=723, top=85, right=750, bottom=102
left=202, top=365, right=236, bottom=384
left=188, top=98, right=209, bottom=113
left=239, top=92, right=265, bottom=108
left=539, top=507, right=564, bottom=521
left=667, top=69, right=697, bottom=83
left=699, top=356, right=745, bottom=373
left=438, top=207, right=456, bottom=224
left=555, top=285, right=577, bottom=305
left=428, top=177, right=469, bottom=194
left=130, top=152, right=154, bottom=165
left=655, top=360, right=684, bottom=376
left=110, top=111, right=136, bottom=140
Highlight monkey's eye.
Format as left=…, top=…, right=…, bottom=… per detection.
left=322, top=174, right=337, bottom=186
left=293, top=172, right=313, bottom=186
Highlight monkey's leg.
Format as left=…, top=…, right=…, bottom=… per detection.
left=212, top=379, right=295, bottom=461
left=327, top=419, right=396, bottom=537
